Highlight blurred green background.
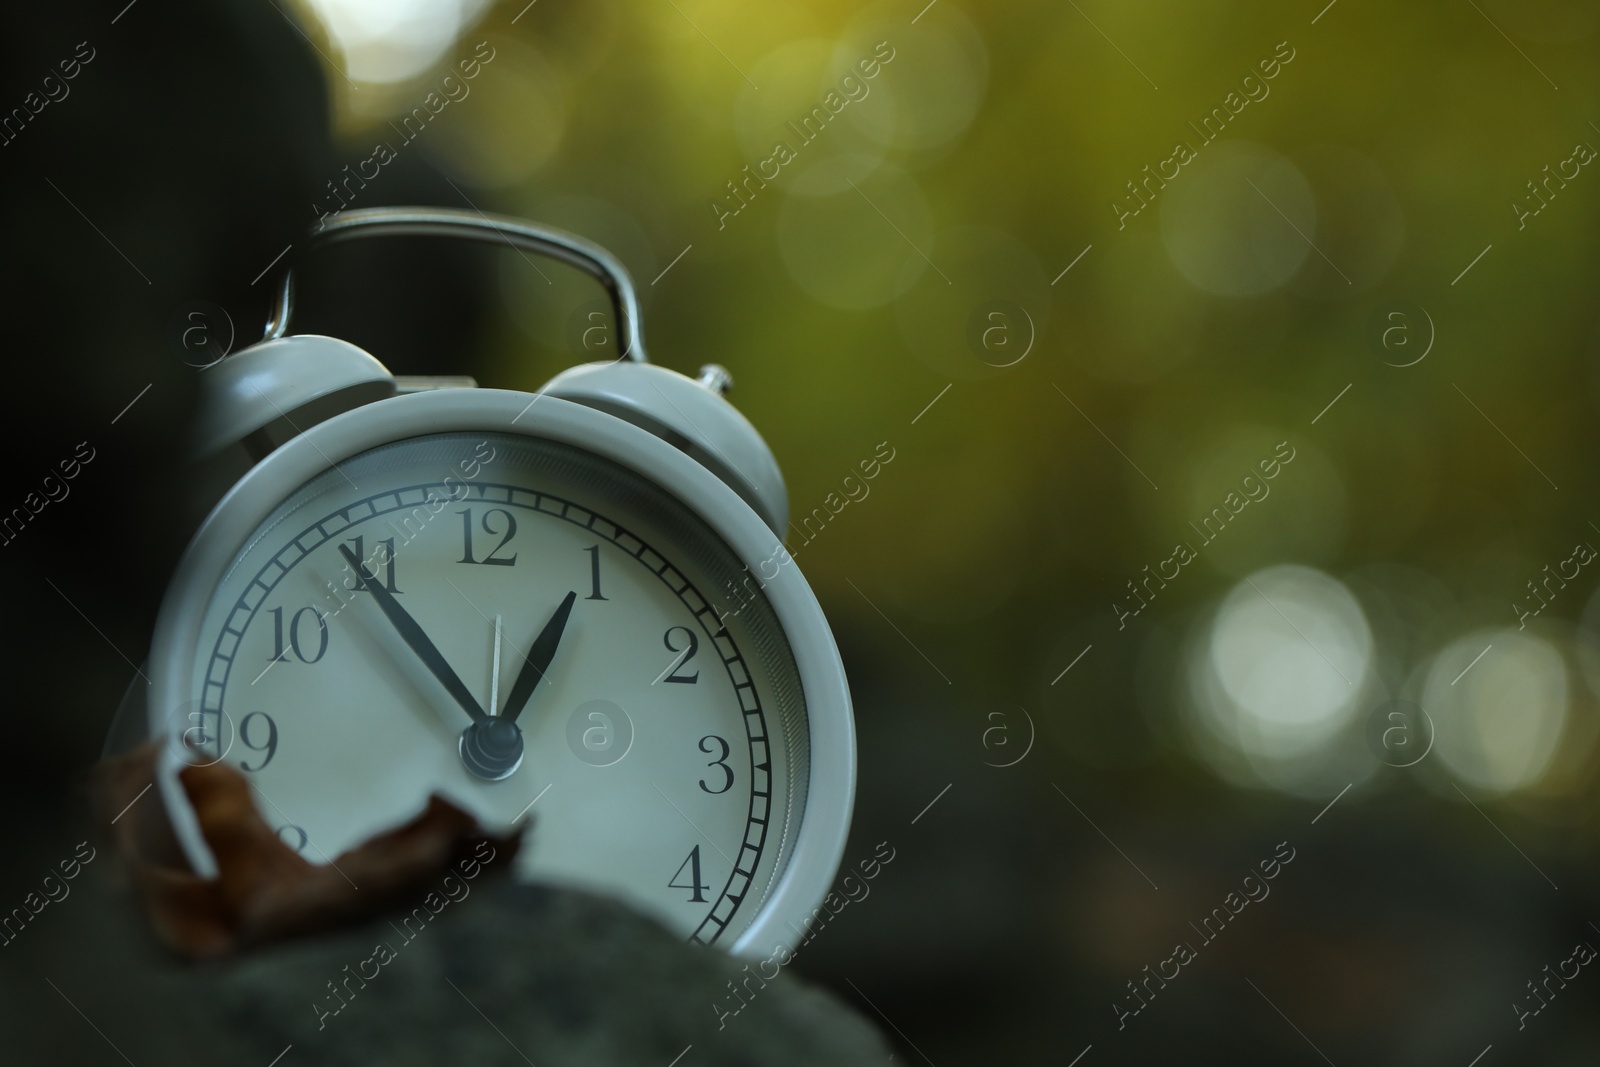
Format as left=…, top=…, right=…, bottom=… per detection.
left=291, top=0, right=1600, bottom=1060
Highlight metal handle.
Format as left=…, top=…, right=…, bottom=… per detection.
left=262, top=205, right=648, bottom=362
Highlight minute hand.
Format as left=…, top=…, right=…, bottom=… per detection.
left=337, top=544, right=487, bottom=723
left=500, top=591, right=577, bottom=723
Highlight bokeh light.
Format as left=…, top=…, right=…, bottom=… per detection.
left=1160, top=142, right=1315, bottom=298
left=1186, top=565, right=1374, bottom=791
left=835, top=2, right=989, bottom=157
left=303, top=0, right=493, bottom=84
left=1426, top=629, right=1570, bottom=796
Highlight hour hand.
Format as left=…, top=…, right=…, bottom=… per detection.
left=337, top=543, right=487, bottom=723
left=500, top=591, right=577, bottom=723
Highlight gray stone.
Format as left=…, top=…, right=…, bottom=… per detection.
left=204, top=880, right=891, bottom=1066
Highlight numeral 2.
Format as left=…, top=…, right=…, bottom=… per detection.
left=669, top=844, right=710, bottom=902
left=661, top=626, right=700, bottom=684
left=458, top=508, right=518, bottom=566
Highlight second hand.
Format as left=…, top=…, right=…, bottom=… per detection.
left=489, top=614, right=503, bottom=717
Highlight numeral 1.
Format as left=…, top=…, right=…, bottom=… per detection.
left=584, top=544, right=608, bottom=600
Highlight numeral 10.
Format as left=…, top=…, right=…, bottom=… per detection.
left=268, top=606, right=328, bottom=663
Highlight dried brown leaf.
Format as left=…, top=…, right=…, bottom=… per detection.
left=93, top=742, right=524, bottom=959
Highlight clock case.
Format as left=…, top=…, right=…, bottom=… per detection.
left=107, top=208, right=855, bottom=959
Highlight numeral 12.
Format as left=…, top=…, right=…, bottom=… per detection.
left=458, top=508, right=518, bottom=566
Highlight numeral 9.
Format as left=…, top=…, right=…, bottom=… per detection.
left=239, top=711, right=278, bottom=771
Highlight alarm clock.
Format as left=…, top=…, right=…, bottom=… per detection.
left=125, top=207, right=855, bottom=957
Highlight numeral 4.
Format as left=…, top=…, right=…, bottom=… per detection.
left=669, top=844, right=710, bottom=902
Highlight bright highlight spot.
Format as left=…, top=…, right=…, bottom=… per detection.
left=1426, top=630, right=1568, bottom=795
left=304, top=0, right=492, bottom=84
left=1191, top=565, right=1373, bottom=774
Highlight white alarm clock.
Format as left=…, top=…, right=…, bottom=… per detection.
left=131, top=207, right=855, bottom=957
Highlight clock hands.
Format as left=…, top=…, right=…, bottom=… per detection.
left=488, top=614, right=503, bottom=716
left=337, top=544, right=488, bottom=724
left=499, top=591, right=577, bottom=723
left=339, top=541, right=574, bottom=782
left=459, top=591, right=574, bottom=780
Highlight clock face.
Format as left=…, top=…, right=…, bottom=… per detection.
left=173, top=430, right=810, bottom=946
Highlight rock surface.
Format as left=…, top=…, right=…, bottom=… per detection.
left=0, top=873, right=890, bottom=1066
left=214, top=880, right=890, bottom=1065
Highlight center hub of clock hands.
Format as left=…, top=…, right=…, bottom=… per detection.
left=460, top=589, right=577, bottom=781
left=336, top=544, right=577, bottom=782
left=458, top=716, right=524, bottom=781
